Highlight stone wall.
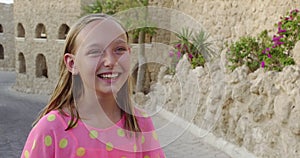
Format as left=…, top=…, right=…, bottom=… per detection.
left=170, top=0, right=300, bottom=47
left=13, top=0, right=95, bottom=94
left=0, top=3, right=15, bottom=71
left=130, top=43, right=173, bottom=93
left=136, top=50, right=300, bottom=157
left=11, top=0, right=300, bottom=94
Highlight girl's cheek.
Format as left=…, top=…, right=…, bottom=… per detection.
left=118, top=53, right=131, bottom=70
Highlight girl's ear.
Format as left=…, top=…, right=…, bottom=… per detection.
left=128, top=46, right=131, bottom=54
left=64, top=53, right=78, bottom=75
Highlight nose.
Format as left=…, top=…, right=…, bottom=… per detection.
left=102, top=50, right=117, bottom=68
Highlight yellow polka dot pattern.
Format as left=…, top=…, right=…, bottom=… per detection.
left=26, top=113, right=164, bottom=157
left=152, top=131, right=158, bottom=141
left=31, top=139, right=36, bottom=150
left=89, top=130, right=98, bottom=139
left=24, top=150, right=29, bottom=158
left=133, top=144, right=137, bottom=152
left=59, top=138, right=68, bottom=149
left=117, top=128, right=125, bottom=137
left=141, top=135, right=145, bottom=144
left=106, top=142, right=113, bottom=151
left=141, top=112, right=148, bottom=118
left=44, top=135, right=52, bottom=147
left=47, top=114, right=56, bottom=122
left=76, top=147, right=86, bottom=157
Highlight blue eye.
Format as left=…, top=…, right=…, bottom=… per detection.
left=115, top=47, right=128, bottom=54
left=88, top=49, right=103, bottom=55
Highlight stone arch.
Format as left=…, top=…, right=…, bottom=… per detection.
left=0, top=44, right=4, bottom=60
left=17, top=23, right=25, bottom=37
left=35, top=54, right=48, bottom=78
left=0, top=24, right=3, bottom=33
left=58, top=24, right=70, bottom=39
left=35, top=23, right=47, bottom=38
left=18, top=52, right=26, bottom=74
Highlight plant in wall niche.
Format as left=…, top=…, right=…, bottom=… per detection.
left=227, top=8, right=299, bottom=72
left=168, top=28, right=214, bottom=74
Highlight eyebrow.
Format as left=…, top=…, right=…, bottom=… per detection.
left=113, top=38, right=127, bottom=44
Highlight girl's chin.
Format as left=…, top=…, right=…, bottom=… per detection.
left=95, top=86, right=121, bottom=95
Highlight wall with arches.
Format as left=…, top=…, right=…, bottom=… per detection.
left=0, top=3, right=15, bottom=71
left=11, top=0, right=300, bottom=95
left=13, top=0, right=95, bottom=94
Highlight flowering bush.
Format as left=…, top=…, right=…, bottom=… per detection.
left=168, top=28, right=214, bottom=74
left=227, top=9, right=299, bottom=72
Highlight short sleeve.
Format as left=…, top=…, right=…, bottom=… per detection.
left=20, top=113, right=57, bottom=158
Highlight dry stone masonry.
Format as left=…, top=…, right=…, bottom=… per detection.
left=1, top=0, right=300, bottom=157
left=0, top=3, right=15, bottom=71
left=136, top=50, right=300, bottom=157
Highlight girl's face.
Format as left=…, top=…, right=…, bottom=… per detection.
left=72, top=19, right=130, bottom=96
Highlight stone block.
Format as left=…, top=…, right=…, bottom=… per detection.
left=274, top=94, right=292, bottom=124
left=292, top=41, right=300, bottom=65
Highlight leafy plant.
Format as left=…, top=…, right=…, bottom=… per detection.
left=82, top=0, right=122, bottom=15
left=168, top=28, right=214, bottom=74
left=227, top=9, right=299, bottom=72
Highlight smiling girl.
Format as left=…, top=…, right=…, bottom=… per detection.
left=21, top=13, right=165, bottom=158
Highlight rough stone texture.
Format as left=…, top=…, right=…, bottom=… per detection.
left=1, top=1, right=300, bottom=156
left=292, top=41, right=300, bottom=65
left=170, top=0, right=300, bottom=48
left=8, top=0, right=300, bottom=94
left=13, top=0, right=95, bottom=94
left=0, top=3, right=15, bottom=71
left=135, top=50, right=300, bottom=157
left=130, top=43, right=172, bottom=93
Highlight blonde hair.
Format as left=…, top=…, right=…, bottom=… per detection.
left=34, top=14, right=141, bottom=133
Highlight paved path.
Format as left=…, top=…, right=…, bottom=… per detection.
left=0, top=71, right=230, bottom=158
left=0, top=71, right=48, bottom=158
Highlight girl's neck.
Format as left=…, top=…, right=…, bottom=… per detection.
left=76, top=91, right=122, bottom=128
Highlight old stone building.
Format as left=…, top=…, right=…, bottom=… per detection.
left=9, top=0, right=300, bottom=94
left=13, top=0, right=95, bottom=94
left=0, top=3, right=15, bottom=71
left=10, top=0, right=172, bottom=94
left=2, top=1, right=300, bottom=157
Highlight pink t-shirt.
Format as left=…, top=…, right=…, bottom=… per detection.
left=21, top=110, right=165, bottom=158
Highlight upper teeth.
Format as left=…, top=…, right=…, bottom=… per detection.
left=100, top=73, right=119, bottom=78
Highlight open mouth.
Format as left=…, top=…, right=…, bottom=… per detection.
left=97, top=72, right=120, bottom=80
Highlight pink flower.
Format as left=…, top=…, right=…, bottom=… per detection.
left=290, top=9, right=299, bottom=14
left=272, top=35, right=283, bottom=42
left=285, top=17, right=290, bottom=21
left=278, top=28, right=287, bottom=34
left=272, top=35, right=284, bottom=47
left=182, top=44, right=188, bottom=52
left=169, top=51, right=174, bottom=57
left=177, top=51, right=181, bottom=59
left=262, top=47, right=270, bottom=54
left=188, top=53, right=193, bottom=59
left=261, top=61, right=265, bottom=68
left=175, top=43, right=181, bottom=49
left=267, top=53, right=272, bottom=58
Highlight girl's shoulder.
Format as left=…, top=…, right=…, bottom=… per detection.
left=33, top=110, right=68, bottom=133
left=133, top=108, right=156, bottom=132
